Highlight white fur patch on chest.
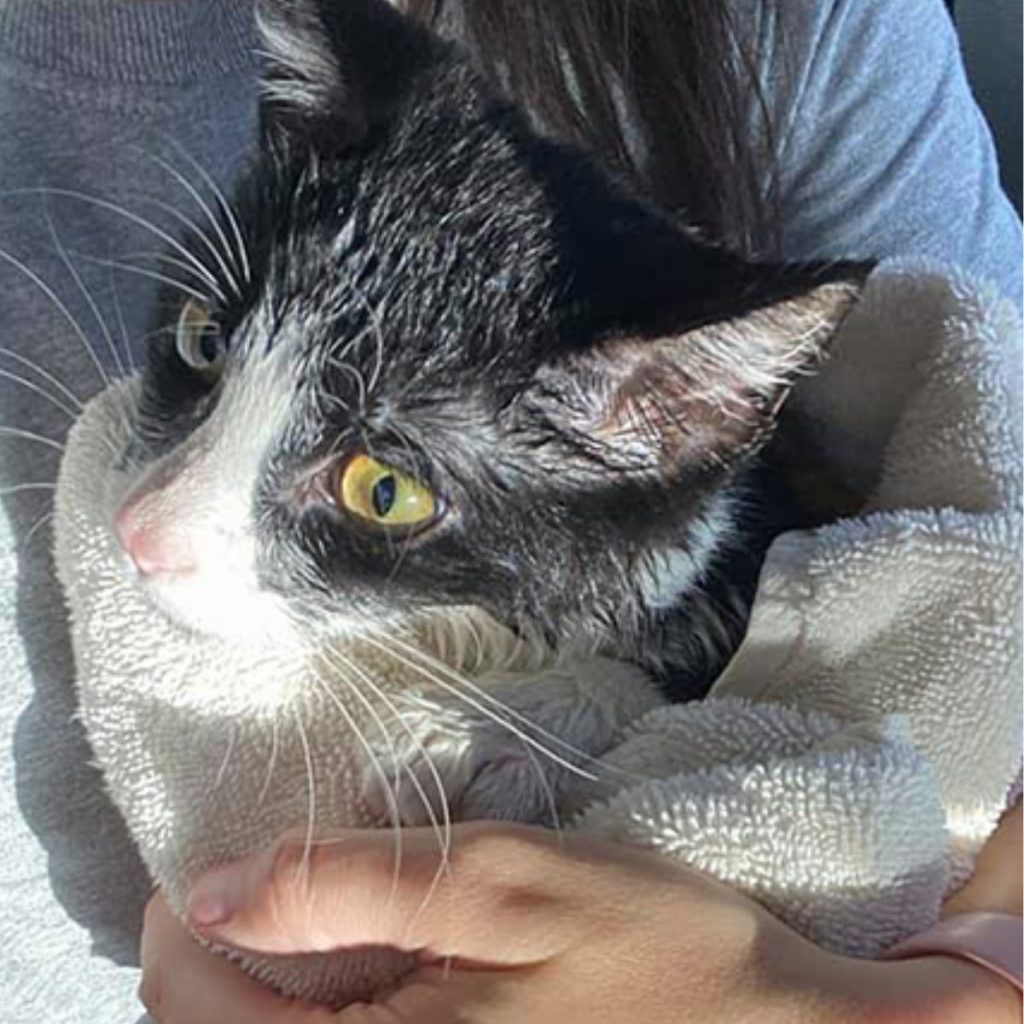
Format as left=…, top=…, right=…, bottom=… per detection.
left=638, top=493, right=733, bottom=610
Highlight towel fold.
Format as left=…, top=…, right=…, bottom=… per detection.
left=564, top=261, right=1022, bottom=955
left=55, top=260, right=1022, bottom=1001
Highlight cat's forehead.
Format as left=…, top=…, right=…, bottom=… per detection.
left=244, top=117, right=567, bottom=374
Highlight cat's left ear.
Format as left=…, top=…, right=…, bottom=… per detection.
left=521, top=262, right=871, bottom=476
left=255, top=0, right=437, bottom=142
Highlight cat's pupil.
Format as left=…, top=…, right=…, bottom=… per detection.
left=198, top=330, right=221, bottom=364
left=372, top=475, right=396, bottom=517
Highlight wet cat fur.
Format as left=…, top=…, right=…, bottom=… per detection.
left=136, top=0, right=869, bottom=695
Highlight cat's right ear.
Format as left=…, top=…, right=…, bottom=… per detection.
left=517, top=263, right=870, bottom=481
left=255, top=0, right=436, bottom=143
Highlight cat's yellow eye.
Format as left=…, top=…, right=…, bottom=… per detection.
left=175, top=298, right=226, bottom=379
left=338, top=454, right=438, bottom=529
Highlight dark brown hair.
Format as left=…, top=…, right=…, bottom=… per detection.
left=400, top=0, right=781, bottom=256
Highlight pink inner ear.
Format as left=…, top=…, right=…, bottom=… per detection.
left=601, top=353, right=766, bottom=469
left=576, top=277, right=864, bottom=471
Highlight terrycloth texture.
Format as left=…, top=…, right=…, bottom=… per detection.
left=2, top=3, right=1020, bottom=1020
left=568, top=260, right=1023, bottom=955
left=53, top=382, right=661, bottom=1005
left=571, top=704, right=947, bottom=956
left=53, top=258, right=1022, bottom=1006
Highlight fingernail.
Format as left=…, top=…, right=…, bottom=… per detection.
left=186, top=862, right=246, bottom=928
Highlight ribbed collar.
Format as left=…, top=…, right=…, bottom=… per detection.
left=0, top=0, right=258, bottom=84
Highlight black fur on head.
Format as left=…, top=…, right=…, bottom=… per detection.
left=137, top=0, right=870, bottom=679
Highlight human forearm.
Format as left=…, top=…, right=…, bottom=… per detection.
left=140, top=821, right=1022, bottom=1024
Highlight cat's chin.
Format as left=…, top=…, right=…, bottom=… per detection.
left=131, top=566, right=299, bottom=647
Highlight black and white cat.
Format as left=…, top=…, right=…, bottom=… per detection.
left=54, top=0, right=868, bottom=1006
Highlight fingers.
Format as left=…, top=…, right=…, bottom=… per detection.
left=140, top=891, right=337, bottom=1024
left=187, top=822, right=576, bottom=966
left=144, top=889, right=537, bottom=1024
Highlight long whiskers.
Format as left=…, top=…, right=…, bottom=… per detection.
left=40, top=211, right=138, bottom=452
left=0, top=482, right=56, bottom=497
left=0, top=346, right=85, bottom=413
left=42, top=205, right=125, bottom=380
left=108, top=266, right=137, bottom=376
left=386, top=631, right=647, bottom=786
left=520, top=738, right=564, bottom=841
left=256, top=720, right=280, bottom=808
left=159, top=135, right=252, bottom=285
left=314, top=657, right=404, bottom=819
left=0, top=243, right=113, bottom=391
left=377, top=630, right=613, bottom=771
left=0, top=426, right=65, bottom=452
left=134, top=150, right=245, bottom=300
left=0, top=367, right=79, bottom=420
left=74, top=251, right=217, bottom=304
left=18, top=510, right=53, bottom=552
left=308, top=671, right=405, bottom=910
left=317, top=647, right=457, bottom=940
left=357, top=632, right=597, bottom=782
left=322, top=644, right=453, bottom=862
left=291, top=703, right=318, bottom=888
left=1, top=187, right=223, bottom=299
left=336, top=646, right=563, bottom=847
left=213, top=726, right=237, bottom=792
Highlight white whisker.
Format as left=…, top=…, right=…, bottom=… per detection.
left=0, top=368, right=78, bottom=420
left=395, top=626, right=643, bottom=786
left=378, top=631, right=610, bottom=775
left=117, top=249, right=228, bottom=301
left=0, top=346, right=85, bottom=412
left=213, top=727, right=237, bottom=792
left=2, top=187, right=222, bottom=295
left=76, top=255, right=211, bottom=304
left=358, top=632, right=597, bottom=782
left=39, top=214, right=137, bottom=445
left=308, top=671, right=404, bottom=908
left=161, top=135, right=251, bottom=284
left=291, top=704, right=317, bottom=887
left=388, top=631, right=644, bottom=787
left=314, top=658, right=403, bottom=812
left=323, top=645, right=453, bottom=860
left=19, top=510, right=53, bottom=552
left=329, top=643, right=459, bottom=939
left=0, top=243, right=111, bottom=390
left=42, top=205, right=124, bottom=379
left=136, top=150, right=244, bottom=298
left=0, top=482, right=56, bottom=497
left=256, top=720, right=280, bottom=808
left=128, top=323, right=180, bottom=351
left=0, top=426, right=64, bottom=452
left=521, top=740, right=564, bottom=841
left=108, top=267, right=137, bottom=374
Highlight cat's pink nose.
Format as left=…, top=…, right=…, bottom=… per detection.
left=114, top=499, right=197, bottom=577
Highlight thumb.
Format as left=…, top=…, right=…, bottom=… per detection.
left=186, top=822, right=570, bottom=966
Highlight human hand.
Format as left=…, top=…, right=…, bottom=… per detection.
left=140, top=822, right=1019, bottom=1024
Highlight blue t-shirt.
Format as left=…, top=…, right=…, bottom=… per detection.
left=0, top=2, right=1019, bottom=1023
left=760, top=0, right=1022, bottom=305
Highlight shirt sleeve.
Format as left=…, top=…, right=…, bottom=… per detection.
left=772, top=0, right=1022, bottom=308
